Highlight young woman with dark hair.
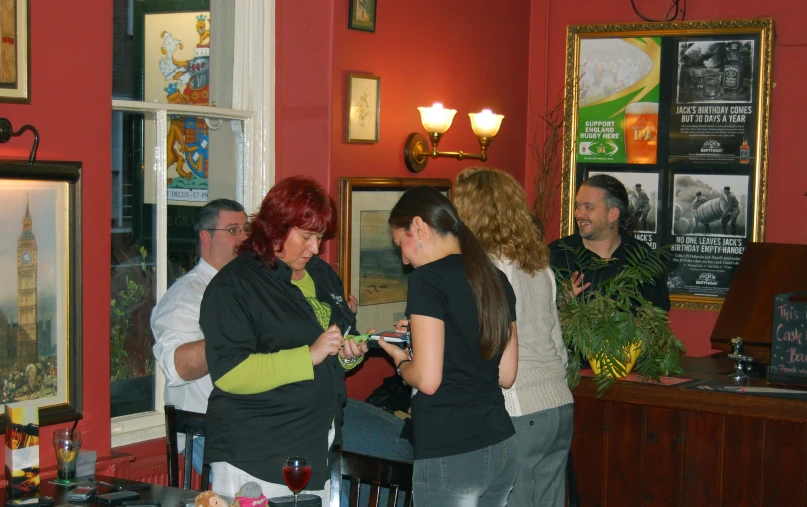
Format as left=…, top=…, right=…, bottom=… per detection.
left=453, top=167, right=574, bottom=507
left=378, top=185, right=519, bottom=507
left=200, top=176, right=369, bottom=502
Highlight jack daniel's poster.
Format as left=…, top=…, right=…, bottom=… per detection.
left=669, top=38, right=758, bottom=164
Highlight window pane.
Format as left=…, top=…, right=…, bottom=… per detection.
left=110, top=111, right=245, bottom=419
left=110, top=111, right=157, bottom=418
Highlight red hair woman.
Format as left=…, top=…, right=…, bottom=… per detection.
left=200, top=176, right=368, bottom=503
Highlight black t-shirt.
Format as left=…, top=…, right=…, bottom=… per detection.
left=406, top=254, right=516, bottom=460
left=549, top=233, right=671, bottom=311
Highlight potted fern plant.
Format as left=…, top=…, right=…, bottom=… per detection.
left=555, top=244, right=686, bottom=395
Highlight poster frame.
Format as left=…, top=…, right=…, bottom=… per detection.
left=560, top=19, right=774, bottom=310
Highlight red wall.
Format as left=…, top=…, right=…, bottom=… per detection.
left=0, top=0, right=112, bottom=471
left=527, top=0, right=807, bottom=357
left=4, top=0, right=801, bottom=476
left=278, top=0, right=532, bottom=400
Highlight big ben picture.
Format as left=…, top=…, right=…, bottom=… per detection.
left=0, top=170, right=77, bottom=407
left=16, top=196, right=38, bottom=367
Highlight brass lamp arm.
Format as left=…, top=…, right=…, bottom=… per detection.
left=404, top=132, right=494, bottom=172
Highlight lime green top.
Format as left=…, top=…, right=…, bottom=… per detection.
left=214, top=271, right=362, bottom=394
left=290, top=271, right=364, bottom=371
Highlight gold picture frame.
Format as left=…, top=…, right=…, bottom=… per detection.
left=337, top=177, right=451, bottom=331
left=0, top=160, right=83, bottom=430
left=0, top=0, right=30, bottom=104
left=346, top=73, right=380, bottom=143
left=560, top=18, right=774, bottom=310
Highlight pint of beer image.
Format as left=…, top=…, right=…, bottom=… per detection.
left=624, top=102, right=658, bottom=164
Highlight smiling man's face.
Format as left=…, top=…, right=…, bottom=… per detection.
left=574, top=184, right=617, bottom=240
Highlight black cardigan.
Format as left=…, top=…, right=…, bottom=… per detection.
left=200, top=252, right=356, bottom=487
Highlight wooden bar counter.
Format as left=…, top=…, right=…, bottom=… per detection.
left=570, top=355, right=807, bottom=507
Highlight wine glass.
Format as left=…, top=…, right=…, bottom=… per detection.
left=283, top=456, right=311, bottom=506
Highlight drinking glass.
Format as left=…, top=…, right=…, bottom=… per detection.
left=282, top=456, right=311, bottom=506
left=53, top=429, right=82, bottom=481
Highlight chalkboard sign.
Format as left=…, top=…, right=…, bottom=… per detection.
left=770, top=292, right=807, bottom=379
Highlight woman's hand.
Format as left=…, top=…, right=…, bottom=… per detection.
left=378, top=334, right=412, bottom=367
left=340, top=328, right=372, bottom=361
left=348, top=294, right=358, bottom=313
left=394, top=319, right=409, bottom=332
left=310, top=324, right=345, bottom=366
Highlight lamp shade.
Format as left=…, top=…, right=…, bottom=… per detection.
left=469, top=109, right=505, bottom=138
left=418, top=103, right=457, bottom=134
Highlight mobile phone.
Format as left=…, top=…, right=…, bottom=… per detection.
left=365, top=331, right=409, bottom=349
left=67, top=486, right=97, bottom=502
left=96, top=492, right=140, bottom=505
left=121, top=501, right=160, bottom=507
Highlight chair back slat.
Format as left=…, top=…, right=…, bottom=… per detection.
left=387, top=485, right=400, bottom=507
left=330, top=446, right=413, bottom=507
left=164, top=404, right=210, bottom=491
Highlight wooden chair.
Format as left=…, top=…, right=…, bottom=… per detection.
left=164, top=404, right=210, bottom=490
left=329, top=445, right=413, bottom=507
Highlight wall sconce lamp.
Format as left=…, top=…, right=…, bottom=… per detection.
left=403, top=103, right=504, bottom=173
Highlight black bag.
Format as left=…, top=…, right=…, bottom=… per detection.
left=364, top=374, right=411, bottom=413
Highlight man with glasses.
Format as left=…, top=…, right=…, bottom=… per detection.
left=151, top=198, right=250, bottom=480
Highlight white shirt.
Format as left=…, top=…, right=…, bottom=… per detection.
left=151, top=258, right=217, bottom=414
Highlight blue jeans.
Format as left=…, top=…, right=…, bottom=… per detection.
left=507, top=404, right=574, bottom=507
left=412, top=434, right=517, bottom=507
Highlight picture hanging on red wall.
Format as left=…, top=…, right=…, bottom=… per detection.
left=0, top=0, right=30, bottom=104
left=346, top=73, right=380, bottom=143
left=0, top=160, right=83, bottom=431
left=559, top=18, right=774, bottom=311
left=348, top=0, right=376, bottom=33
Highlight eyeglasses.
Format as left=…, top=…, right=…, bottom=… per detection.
left=207, top=225, right=252, bottom=236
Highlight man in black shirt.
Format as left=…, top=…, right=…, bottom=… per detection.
left=549, top=174, right=670, bottom=311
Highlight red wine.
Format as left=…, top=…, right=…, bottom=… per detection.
left=283, top=465, right=311, bottom=494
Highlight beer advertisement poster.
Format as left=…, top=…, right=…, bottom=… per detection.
left=576, top=37, right=661, bottom=164
left=667, top=173, right=749, bottom=297
left=561, top=19, right=773, bottom=309
left=668, top=38, right=758, bottom=164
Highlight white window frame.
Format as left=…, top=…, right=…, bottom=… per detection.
left=110, top=0, right=275, bottom=447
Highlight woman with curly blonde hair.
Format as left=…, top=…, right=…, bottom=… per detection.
left=453, top=167, right=573, bottom=507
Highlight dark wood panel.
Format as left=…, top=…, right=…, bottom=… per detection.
left=682, top=412, right=724, bottom=507
left=642, top=407, right=684, bottom=507
left=761, top=420, right=806, bottom=506
left=722, top=416, right=764, bottom=507
left=573, top=356, right=807, bottom=424
left=604, top=403, right=645, bottom=506
left=573, top=398, right=609, bottom=507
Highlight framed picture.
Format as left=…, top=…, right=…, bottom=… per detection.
left=346, top=73, right=380, bottom=143
left=0, top=0, right=30, bottom=103
left=0, top=160, right=82, bottom=430
left=337, top=177, right=452, bottom=332
left=560, top=19, right=774, bottom=310
left=348, top=0, right=377, bottom=33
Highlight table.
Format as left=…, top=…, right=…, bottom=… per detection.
left=3, top=476, right=198, bottom=507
